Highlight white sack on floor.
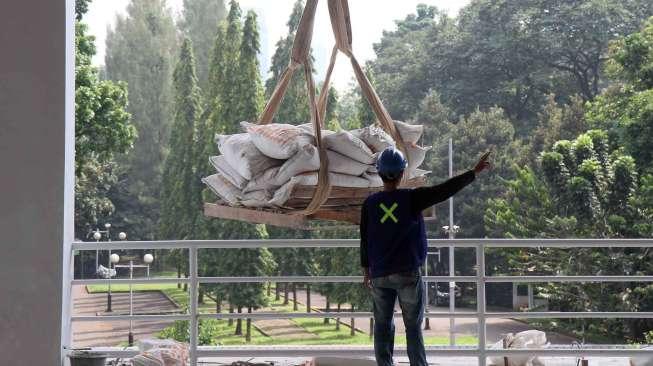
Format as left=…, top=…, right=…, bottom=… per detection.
left=304, top=357, right=376, bottom=366
left=352, top=125, right=395, bottom=153
left=323, top=130, right=375, bottom=164
left=242, top=121, right=315, bottom=159
left=215, top=133, right=281, bottom=180
left=202, top=173, right=241, bottom=206
left=488, top=330, right=547, bottom=366
left=133, top=339, right=189, bottom=366
left=209, top=155, right=247, bottom=189
left=394, top=120, right=424, bottom=144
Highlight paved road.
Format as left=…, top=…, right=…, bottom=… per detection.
left=72, top=285, right=178, bottom=347
left=292, top=289, right=577, bottom=345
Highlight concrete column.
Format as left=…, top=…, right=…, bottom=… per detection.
left=0, top=1, right=73, bottom=365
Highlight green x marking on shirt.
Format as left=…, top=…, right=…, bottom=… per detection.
left=380, top=202, right=399, bottom=223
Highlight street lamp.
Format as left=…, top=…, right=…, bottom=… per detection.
left=124, top=253, right=154, bottom=346
left=442, top=224, right=461, bottom=345
left=107, top=253, right=120, bottom=312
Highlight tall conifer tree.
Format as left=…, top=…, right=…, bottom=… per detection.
left=104, top=0, right=178, bottom=240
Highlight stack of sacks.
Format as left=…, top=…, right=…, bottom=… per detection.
left=202, top=120, right=431, bottom=208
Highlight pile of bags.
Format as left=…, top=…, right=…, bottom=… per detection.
left=131, top=339, right=189, bottom=366
left=202, top=120, right=430, bottom=209
left=488, top=330, right=548, bottom=366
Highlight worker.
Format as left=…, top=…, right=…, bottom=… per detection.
left=360, top=147, right=491, bottom=366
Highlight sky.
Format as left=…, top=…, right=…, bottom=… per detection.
left=85, top=0, right=468, bottom=90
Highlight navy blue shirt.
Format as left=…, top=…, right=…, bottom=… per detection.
left=360, top=171, right=475, bottom=278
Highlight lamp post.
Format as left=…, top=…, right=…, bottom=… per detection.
left=107, top=253, right=120, bottom=312
left=126, top=253, right=154, bottom=346
left=443, top=224, right=460, bottom=346
left=101, top=226, right=126, bottom=312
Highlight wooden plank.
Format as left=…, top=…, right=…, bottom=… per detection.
left=292, top=177, right=427, bottom=198
left=310, top=208, right=361, bottom=225
left=285, top=197, right=364, bottom=208
left=204, top=203, right=309, bottom=229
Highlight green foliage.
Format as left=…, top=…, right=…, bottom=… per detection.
left=587, top=18, right=653, bottom=173
left=180, top=0, right=227, bottom=93
left=74, top=15, right=136, bottom=236
left=104, top=0, right=178, bottom=240
left=159, top=39, right=204, bottom=241
left=426, top=107, right=526, bottom=238
left=370, top=1, right=653, bottom=136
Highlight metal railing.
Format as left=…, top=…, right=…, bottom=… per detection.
left=67, top=239, right=653, bottom=365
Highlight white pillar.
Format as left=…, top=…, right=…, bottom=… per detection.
left=0, top=1, right=73, bottom=365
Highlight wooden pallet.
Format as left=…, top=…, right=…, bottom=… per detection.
left=204, top=176, right=430, bottom=229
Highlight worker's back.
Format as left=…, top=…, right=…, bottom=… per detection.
left=363, top=188, right=426, bottom=278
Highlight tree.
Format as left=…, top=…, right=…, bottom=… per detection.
left=179, top=0, right=227, bottom=93
left=264, top=0, right=311, bottom=123
left=587, top=17, right=653, bottom=174
left=159, top=39, right=204, bottom=285
left=369, top=1, right=653, bottom=136
left=424, top=106, right=526, bottom=239
left=104, top=0, right=178, bottom=240
left=485, top=131, right=653, bottom=341
left=74, top=5, right=136, bottom=237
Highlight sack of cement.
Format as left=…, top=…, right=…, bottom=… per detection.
left=488, top=330, right=548, bottom=366
left=203, top=121, right=430, bottom=208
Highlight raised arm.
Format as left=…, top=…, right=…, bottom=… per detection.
left=410, top=151, right=491, bottom=213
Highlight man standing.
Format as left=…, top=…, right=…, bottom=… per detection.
left=360, top=147, right=491, bottom=366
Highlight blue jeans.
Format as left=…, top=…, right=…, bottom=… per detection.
left=371, top=270, right=426, bottom=366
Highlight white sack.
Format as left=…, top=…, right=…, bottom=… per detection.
left=362, top=172, right=383, bottom=187
left=406, top=144, right=431, bottom=175
left=327, top=149, right=370, bottom=176
left=202, top=173, right=241, bottom=205
left=298, top=122, right=335, bottom=137
left=275, top=144, right=321, bottom=185
left=393, top=120, right=424, bottom=144
left=215, top=133, right=281, bottom=180
left=241, top=190, right=271, bottom=208
left=209, top=155, right=247, bottom=189
left=243, top=166, right=281, bottom=194
left=323, top=130, right=375, bottom=164
left=488, top=330, right=547, bottom=366
left=242, top=121, right=315, bottom=159
left=410, top=168, right=431, bottom=179
left=352, top=125, right=395, bottom=153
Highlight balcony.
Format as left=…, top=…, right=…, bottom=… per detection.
left=65, top=238, right=653, bottom=365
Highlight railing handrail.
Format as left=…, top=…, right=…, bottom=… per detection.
left=67, top=238, right=653, bottom=365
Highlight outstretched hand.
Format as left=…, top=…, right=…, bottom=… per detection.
left=474, top=151, right=492, bottom=174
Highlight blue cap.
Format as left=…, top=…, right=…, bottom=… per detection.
left=376, top=147, right=407, bottom=180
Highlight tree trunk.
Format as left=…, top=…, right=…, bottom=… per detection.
left=228, top=304, right=234, bottom=326
left=283, top=283, right=289, bottom=305
left=246, top=307, right=252, bottom=342
left=292, top=283, right=298, bottom=311
left=198, top=286, right=204, bottom=304
left=177, top=264, right=181, bottom=289
left=324, top=299, right=330, bottom=324
left=183, top=267, right=189, bottom=292
left=306, top=284, right=311, bottom=313
left=216, top=297, right=221, bottom=314
left=275, top=282, right=281, bottom=301
left=369, top=318, right=374, bottom=338
left=235, top=307, right=242, bottom=335
left=267, top=282, right=271, bottom=297
left=350, top=305, right=355, bottom=336
left=336, top=303, right=341, bottom=330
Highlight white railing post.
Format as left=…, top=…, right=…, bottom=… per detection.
left=189, top=247, right=198, bottom=366
left=476, top=243, right=486, bottom=366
